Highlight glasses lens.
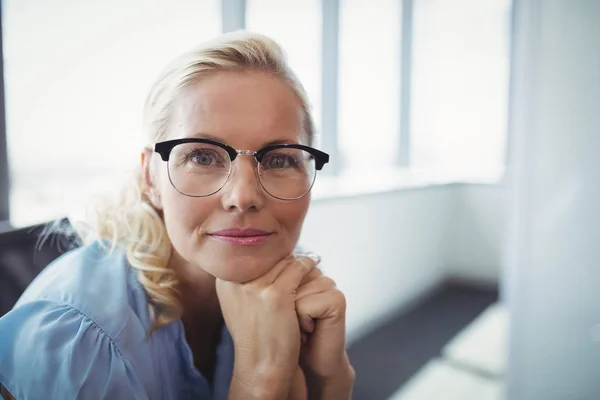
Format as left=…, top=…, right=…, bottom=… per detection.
left=258, top=148, right=316, bottom=199
left=167, top=142, right=231, bottom=196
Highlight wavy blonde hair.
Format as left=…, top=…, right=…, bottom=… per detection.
left=72, top=31, right=316, bottom=332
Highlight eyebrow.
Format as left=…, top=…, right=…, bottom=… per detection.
left=189, top=132, right=300, bottom=148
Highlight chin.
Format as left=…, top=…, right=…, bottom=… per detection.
left=202, top=253, right=277, bottom=283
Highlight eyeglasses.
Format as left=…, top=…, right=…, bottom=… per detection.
left=154, top=138, right=329, bottom=200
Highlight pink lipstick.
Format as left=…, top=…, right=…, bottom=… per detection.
left=209, top=228, right=273, bottom=246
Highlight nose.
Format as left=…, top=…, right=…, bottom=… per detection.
left=220, top=155, right=266, bottom=212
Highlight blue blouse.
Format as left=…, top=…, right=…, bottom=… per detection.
left=0, top=242, right=234, bottom=399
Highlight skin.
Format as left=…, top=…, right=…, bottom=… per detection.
left=150, top=70, right=310, bottom=285
left=142, top=70, right=354, bottom=399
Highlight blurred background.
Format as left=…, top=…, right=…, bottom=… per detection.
left=0, top=0, right=598, bottom=399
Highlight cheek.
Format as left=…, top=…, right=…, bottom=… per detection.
left=158, top=166, right=208, bottom=227
left=276, top=196, right=310, bottom=237
left=161, top=188, right=214, bottom=242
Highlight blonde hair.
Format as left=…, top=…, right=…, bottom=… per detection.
left=73, top=31, right=316, bottom=332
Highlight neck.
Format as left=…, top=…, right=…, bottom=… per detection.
left=167, top=250, right=225, bottom=380
left=169, top=249, right=222, bottom=323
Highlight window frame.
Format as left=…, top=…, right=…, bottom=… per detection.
left=0, top=4, right=10, bottom=223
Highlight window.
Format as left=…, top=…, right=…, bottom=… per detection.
left=2, top=0, right=221, bottom=227
left=338, top=0, right=401, bottom=173
left=410, top=0, right=511, bottom=177
left=2, top=0, right=513, bottom=226
left=246, top=0, right=322, bottom=147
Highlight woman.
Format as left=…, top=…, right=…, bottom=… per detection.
left=0, top=31, right=354, bottom=399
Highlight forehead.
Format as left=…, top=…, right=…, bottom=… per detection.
left=171, top=70, right=307, bottom=148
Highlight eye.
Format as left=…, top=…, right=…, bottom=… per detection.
left=261, top=153, right=299, bottom=169
left=190, top=149, right=220, bottom=166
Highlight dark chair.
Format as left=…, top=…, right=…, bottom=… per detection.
left=0, top=219, right=77, bottom=317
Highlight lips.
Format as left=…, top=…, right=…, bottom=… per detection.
left=211, top=228, right=271, bottom=237
left=209, top=228, right=273, bottom=246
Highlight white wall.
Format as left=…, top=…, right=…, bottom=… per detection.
left=505, top=0, right=600, bottom=398
left=301, top=186, right=452, bottom=344
left=445, top=183, right=507, bottom=286
left=300, top=182, right=509, bottom=345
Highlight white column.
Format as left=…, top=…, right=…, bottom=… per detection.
left=222, top=0, right=245, bottom=33
left=504, top=0, right=600, bottom=399
left=321, top=0, right=340, bottom=175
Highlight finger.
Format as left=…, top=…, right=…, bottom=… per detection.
left=251, top=252, right=320, bottom=287
left=296, top=275, right=336, bottom=301
left=298, top=265, right=323, bottom=287
left=296, top=253, right=321, bottom=268
left=295, top=290, right=347, bottom=325
left=249, top=254, right=296, bottom=287
left=272, top=255, right=318, bottom=292
left=297, top=310, right=315, bottom=334
left=294, top=251, right=321, bottom=266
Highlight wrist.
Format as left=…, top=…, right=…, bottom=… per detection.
left=230, top=361, right=294, bottom=400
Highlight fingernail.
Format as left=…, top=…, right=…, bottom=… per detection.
left=305, top=252, right=321, bottom=264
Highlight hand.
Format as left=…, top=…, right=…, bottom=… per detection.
left=216, top=254, right=319, bottom=399
left=295, top=262, right=355, bottom=398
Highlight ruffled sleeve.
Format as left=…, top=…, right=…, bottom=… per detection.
left=0, top=299, right=149, bottom=399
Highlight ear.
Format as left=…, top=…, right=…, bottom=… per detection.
left=141, top=148, right=163, bottom=210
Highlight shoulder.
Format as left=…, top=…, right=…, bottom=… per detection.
left=0, top=242, right=157, bottom=397
left=16, top=241, right=151, bottom=337
left=0, top=298, right=152, bottom=399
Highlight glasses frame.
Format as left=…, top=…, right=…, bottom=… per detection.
left=154, top=138, right=330, bottom=200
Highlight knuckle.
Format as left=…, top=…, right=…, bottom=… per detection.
left=332, top=289, right=347, bottom=309
left=304, top=267, right=322, bottom=282
left=320, top=276, right=336, bottom=289
left=295, top=257, right=314, bottom=273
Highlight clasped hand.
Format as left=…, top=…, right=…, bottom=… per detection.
left=216, top=252, right=353, bottom=399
